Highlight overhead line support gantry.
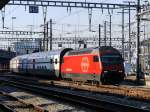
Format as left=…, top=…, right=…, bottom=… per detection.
left=0, top=30, right=43, bottom=35
left=8, top=0, right=136, bottom=9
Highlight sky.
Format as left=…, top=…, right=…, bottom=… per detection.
left=0, top=0, right=149, bottom=48
left=1, top=0, right=136, bottom=26
left=1, top=0, right=136, bottom=32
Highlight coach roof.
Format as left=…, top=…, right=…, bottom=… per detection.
left=67, top=46, right=119, bottom=56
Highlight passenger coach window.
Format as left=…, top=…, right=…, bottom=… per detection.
left=55, top=59, right=57, bottom=64
left=33, top=59, right=35, bottom=63
left=93, top=56, right=99, bottom=62
left=50, top=59, right=53, bottom=63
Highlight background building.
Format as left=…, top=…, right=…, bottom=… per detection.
left=12, top=40, right=41, bottom=55
left=140, top=39, right=150, bottom=75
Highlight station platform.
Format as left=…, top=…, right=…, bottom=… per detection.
left=125, top=75, right=150, bottom=86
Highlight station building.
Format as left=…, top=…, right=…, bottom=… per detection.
left=140, top=39, right=150, bottom=75
left=0, top=49, right=16, bottom=70
left=12, top=40, right=41, bottom=55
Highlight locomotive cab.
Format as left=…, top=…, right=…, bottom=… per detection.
left=100, top=52, right=125, bottom=84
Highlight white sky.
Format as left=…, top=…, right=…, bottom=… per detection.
left=1, top=1, right=136, bottom=31
left=0, top=0, right=149, bottom=48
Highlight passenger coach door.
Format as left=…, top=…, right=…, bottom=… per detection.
left=33, top=59, right=35, bottom=70
left=23, top=59, right=27, bottom=73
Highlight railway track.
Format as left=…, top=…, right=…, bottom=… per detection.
left=0, top=91, right=48, bottom=112
left=0, top=104, right=15, bottom=112
left=0, top=84, right=91, bottom=112
left=0, top=77, right=150, bottom=112
left=4, top=74, right=150, bottom=101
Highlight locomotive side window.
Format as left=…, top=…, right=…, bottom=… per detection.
left=93, top=56, right=99, bottom=62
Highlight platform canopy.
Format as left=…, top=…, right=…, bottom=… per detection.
left=0, top=0, right=10, bottom=10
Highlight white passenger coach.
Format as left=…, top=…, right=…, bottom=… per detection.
left=10, top=48, right=72, bottom=78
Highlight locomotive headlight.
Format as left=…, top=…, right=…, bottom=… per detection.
left=104, top=71, right=108, bottom=73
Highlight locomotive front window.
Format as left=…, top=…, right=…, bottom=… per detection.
left=93, top=56, right=99, bottom=62
left=101, top=55, right=123, bottom=64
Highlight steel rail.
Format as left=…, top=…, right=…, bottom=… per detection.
left=0, top=91, right=49, bottom=112
left=0, top=104, right=16, bottom=112
left=1, top=79, right=150, bottom=112
left=2, top=75, right=150, bottom=101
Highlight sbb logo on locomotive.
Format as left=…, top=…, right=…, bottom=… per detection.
left=81, top=57, right=89, bottom=73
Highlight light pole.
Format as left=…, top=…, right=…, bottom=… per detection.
left=12, top=17, right=16, bottom=38
left=123, top=1, right=136, bottom=64
left=109, top=14, right=112, bottom=46
left=27, top=25, right=34, bottom=38
left=136, top=0, right=141, bottom=84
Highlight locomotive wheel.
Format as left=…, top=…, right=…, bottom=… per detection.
left=91, top=80, right=100, bottom=86
left=100, top=74, right=107, bottom=85
left=100, top=73, right=121, bottom=85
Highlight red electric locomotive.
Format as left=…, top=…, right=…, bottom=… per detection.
left=61, top=46, right=125, bottom=84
